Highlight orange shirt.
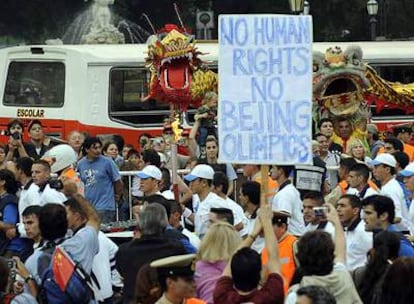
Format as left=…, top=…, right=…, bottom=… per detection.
left=253, top=174, right=279, bottom=203
left=377, top=143, right=414, bottom=162
left=339, top=180, right=379, bottom=194
left=261, top=234, right=297, bottom=295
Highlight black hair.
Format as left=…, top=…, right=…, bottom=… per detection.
left=318, top=118, right=333, bottom=129
left=302, top=191, right=325, bottom=206
left=39, top=203, right=68, bottom=240
left=379, top=257, right=414, bottom=304
left=28, top=119, right=42, bottom=131
left=33, top=159, right=51, bottom=172
left=296, top=285, right=336, bottom=304
left=142, top=149, right=161, bottom=168
left=339, top=194, right=362, bottom=209
left=82, top=137, right=102, bottom=155
left=349, top=163, right=370, bottom=182
left=274, top=165, right=294, bottom=178
left=22, top=205, right=42, bottom=218
left=231, top=248, right=262, bottom=292
left=212, top=171, right=229, bottom=195
left=127, top=149, right=140, bottom=160
left=296, top=231, right=335, bottom=276
left=210, top=207, right=234, bottom=225
left=241, top=181, right=260, bottom=206
left=393, top=151, right=410, bottom=170
left=340, top=157, right=358, bottom=171
left=145, top=195, right=171, bottom=218
left=314, top=132, right=328, bottom=140
left=7, top=118, right=24, bottom=132
left=160, top=168, right=171, bottom=192
left=63, top=197, right=87, bottom=220
left=16, top=157, right=34, bottom=177
left=384, top=138, right=404, bottom=152
left=358, top=231, right=400, bottom=303
left=0, top=169, right=19, bottom=195
left=169, top=200, right=183, bottom=216
left=361, top=195, right=395, bottom=224
left=0, top=257, right=9, bottom=292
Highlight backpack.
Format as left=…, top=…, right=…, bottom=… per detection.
left=37, top=241, right=93, bottom=304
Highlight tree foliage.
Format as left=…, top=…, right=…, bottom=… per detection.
left=0, top=0, right=413, bottom=44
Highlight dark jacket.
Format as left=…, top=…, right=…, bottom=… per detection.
left=115, top=235, right=186, bottom=304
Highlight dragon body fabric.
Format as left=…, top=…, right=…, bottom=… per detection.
left=313, top=45, right=414, bottom=134
left=144, top=24, right=218, bottom=110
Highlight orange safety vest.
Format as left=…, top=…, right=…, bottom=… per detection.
left=339, top=180, right=379, bottom=194
left=261, top=234, right=297, bottom=295
left=378, top=143, right=414, bottom=162
left=185, top=299, right=206, bottom=304
left=253, top=175, right=279, bottom=203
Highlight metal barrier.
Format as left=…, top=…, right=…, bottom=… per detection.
left=118, top=169, right=191, bottom=220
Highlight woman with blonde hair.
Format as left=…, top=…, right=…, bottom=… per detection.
left=346, top=138, right=372, bottom=163
left=195, top=222, right=241, bottom=304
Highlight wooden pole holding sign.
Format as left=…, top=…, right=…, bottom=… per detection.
left=260, top=165, right=269, bottom=207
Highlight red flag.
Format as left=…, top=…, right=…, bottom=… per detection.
left=52, top=247, right=75, bottom=291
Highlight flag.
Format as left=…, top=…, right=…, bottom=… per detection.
left=52, top=247, right=75, bottom=291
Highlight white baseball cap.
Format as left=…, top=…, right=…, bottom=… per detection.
left=184, top=164, right=215, bottom=182
left=369, top=153, right=397, bottom=168
left=400, top=162, right=414, bottom=177
left=136, top=165, right=162, bottom=180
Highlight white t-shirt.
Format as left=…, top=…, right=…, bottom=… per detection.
left=193, top=192, right=227, bottom=237
left=245, top=214, right=265, bottom=253
left=39, top=184, right=67, bottom=206
left=92, top=232, right=121, bottom=300
left=17, top=181, right=41, bottom=237
left=344, top=220, right=373, bottom=271
left=271, top=183, right=305, bottom=236
left=305, top=221, right=336, bottom=240
left=380, top=178, right=411, bottom=233
left=346, top=185, right=378, bottom=198
left=224, top=197, right=248, bottom=237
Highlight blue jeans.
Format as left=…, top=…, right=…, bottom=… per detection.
left=97, top=210, right=116, bottom=223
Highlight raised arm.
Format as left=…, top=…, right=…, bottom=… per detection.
left=260, top=205, right=281, bottom=274
left=222, top=214, right=263, bottom=277
left=72, top=193, right=101, bottom=231
left=325, top=203, right=346, bottom=264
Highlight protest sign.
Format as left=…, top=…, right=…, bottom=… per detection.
left=218, top=14, right=313, bottom=165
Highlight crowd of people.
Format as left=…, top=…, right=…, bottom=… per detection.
left=1, top=109, right=414, bottom=304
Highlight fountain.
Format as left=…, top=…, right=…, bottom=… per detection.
left=60, top=0, right=150, bottom=44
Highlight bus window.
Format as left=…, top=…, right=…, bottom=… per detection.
left=371, top=64, right=414, bottom=84
left=109, top=67, right=170, bottom=127
left=370, top=104, right=407, bottom=117
left=4, top=62, right=65, bottom=107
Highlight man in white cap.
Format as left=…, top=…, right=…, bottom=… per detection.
left=399, top=162, right=414, bottom=234
left=370, top=153, right=411, bottom=233
left=136, top=165, right=163, bottom=197
left=184, top=164, right=226, bottom=237
left=150, top=254, right=205, bottom=304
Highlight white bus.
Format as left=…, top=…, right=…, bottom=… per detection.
left=0, top=41, right=413, bottom=144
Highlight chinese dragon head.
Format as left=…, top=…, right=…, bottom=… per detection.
left=313, top=45, right=414, bottom=131
left=313, top=45, right=371, bottom=128
left=144, top=24, right=218, bottom=110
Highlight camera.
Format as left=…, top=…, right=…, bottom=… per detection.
left=10, top=132, right=21, bottom=140
left=49, top=177, right=64, bottom=191
left=5, top=259, right=17, bottom=293
left=1, top=130, right=21, bottom=140
left=313, top=206, right=328, bottom=218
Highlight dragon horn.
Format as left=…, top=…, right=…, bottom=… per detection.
left=141, top=13, right=156, bottom=34
left=173, top=3, right=187, bottom=34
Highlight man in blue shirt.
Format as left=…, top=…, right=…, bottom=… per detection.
left=77, top=137, right=123, bottom=223
left=361, top=194, right=414, bottom=257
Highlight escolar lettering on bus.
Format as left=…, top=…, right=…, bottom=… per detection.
left=16, top=109, right=45, bottom=118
